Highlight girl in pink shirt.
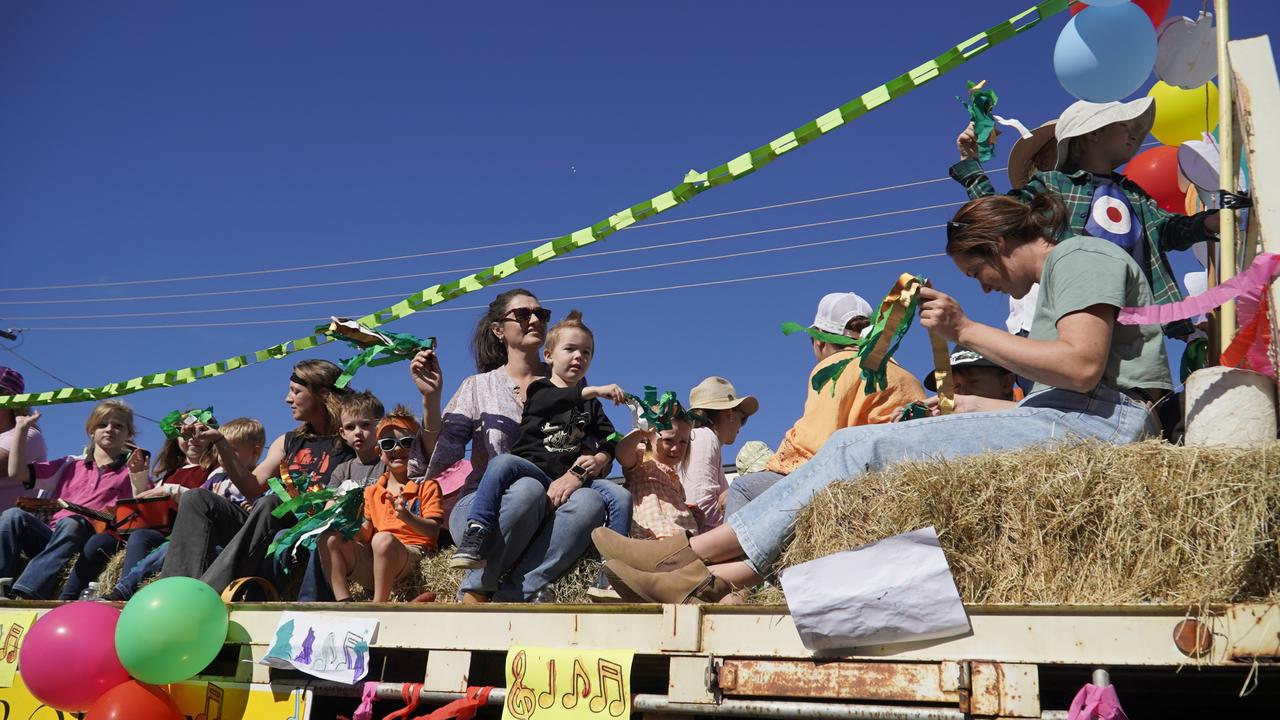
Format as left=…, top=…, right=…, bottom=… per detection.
left=1, top=401, right=149, bottom=599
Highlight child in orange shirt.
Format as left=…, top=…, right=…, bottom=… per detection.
left=319, top=410, right=442, bottom=602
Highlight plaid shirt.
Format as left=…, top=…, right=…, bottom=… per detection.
left=624, top=457, right=698, bottom=541
left=950, top=159, right=1218, bottom=338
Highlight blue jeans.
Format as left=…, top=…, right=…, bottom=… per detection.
left=465, top=454, right=631, bottom=536
left=295, top=547, right=333, bottom=602
left=725, top=470, right=784, bottom=519
left=449, top=476, right=607, bottom=601
left=0, top=508, right=94, bottom=599
left=113, top=535, right=171, bottom=600
left=728, top=387, right=1155, bottom=575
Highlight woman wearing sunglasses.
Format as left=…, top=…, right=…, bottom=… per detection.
left=593, top=191, right=1167, bottom=603
left=425, top=288, right=610, bottom=602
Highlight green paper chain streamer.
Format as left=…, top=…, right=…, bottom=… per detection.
left=267, top=487, right=366, bottom=571
left=0, top=0, right=1070, bottom=410
left=158, top=407, right=218, bottom=439
left=332, top=332, right=436, bottom=389
left=959, top=80, right=999, bottom=162
left=780, top=321, right=864, bottom=348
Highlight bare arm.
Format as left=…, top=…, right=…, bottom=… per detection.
left=612, top=430, right=646, bottom=471
left=192, top=425, right=285, bottom=499
left=5, top=412, right=38, bottom=485
left=409, top=349, right=444, bottom=461
left=920, top=287, right=1115, bottom=393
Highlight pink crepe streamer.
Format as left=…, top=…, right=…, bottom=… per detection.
left=1232, top=284, right=1273, bottom=375
left=1067, top=683, right=1129, bottom=720
left=1118, top=253, right=1280, bottom=326
left=352, top=681, right=378, bottom=720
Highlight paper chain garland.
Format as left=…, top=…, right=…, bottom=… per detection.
left=811, top=273, right=954, bottom=415
left=158, top=406, right=217, bottom=439
left=0, top=0, right=1070, bottom=410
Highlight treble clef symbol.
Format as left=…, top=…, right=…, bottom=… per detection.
left=506, top=650, right=537, bottom=720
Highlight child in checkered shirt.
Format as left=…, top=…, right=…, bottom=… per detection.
left=614, top=412, right=697, bottom=541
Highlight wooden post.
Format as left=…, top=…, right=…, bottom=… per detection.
left=1215, top=0, right=1237, bottom=354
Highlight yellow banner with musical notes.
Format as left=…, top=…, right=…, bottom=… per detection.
left=503, top=646, right=634, bottom=720
left=0, top=611, right=36, bottom=688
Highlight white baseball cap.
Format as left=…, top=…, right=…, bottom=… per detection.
left=811, top=292, right=873, bottom=335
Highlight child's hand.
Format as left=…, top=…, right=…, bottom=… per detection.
left=393, top=493, right=412, bottom=519
left=187, top=423, right=223, bottom=452
left=957, top=122, right=979, bottom=161
left=546, top=474, right=583, bottom=508
left=127, top=447, right=148, bottom=473
left=586, top=384, right=626, bottom=405
left=13, top=410, right=40, bottom=432
left=410, top=349, right=443, bottom=398
left=573, top=454, right=603, bottom=479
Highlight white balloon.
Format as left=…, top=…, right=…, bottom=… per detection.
left=1156, top=13, right=1218, bottom=89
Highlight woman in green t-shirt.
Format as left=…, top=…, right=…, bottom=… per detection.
left=591, top=192, right=1169, bottom=604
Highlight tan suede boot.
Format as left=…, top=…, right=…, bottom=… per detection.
left=603, top=558, right=732, bottom=604
left=591, top=527, right=698, bottom=572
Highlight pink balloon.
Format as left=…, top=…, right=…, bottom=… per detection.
left=19, top=602, right=131, bottom=712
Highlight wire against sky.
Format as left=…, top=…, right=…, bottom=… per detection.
left=16, top=250, right=949, bottom=331
left=8, top=224, right=947, bottom=321
left=0, top=169, right=1002, bottom=294
left=0, top=201, right=964, bottom=307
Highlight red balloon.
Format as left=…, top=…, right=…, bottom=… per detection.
left=1070, top=0, right=1171, bottom=28
left=1125, top=145, right=1183, bottom=213
left=85, top=681, right=181, bottom=720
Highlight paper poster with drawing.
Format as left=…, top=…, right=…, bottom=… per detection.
left=0, top=610, right=36, bottom=688
left=260, top=612, right=378, bottom=684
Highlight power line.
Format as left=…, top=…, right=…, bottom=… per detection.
left=16, top=250, right=949, bottom=331
left=7, top=224, right=946, bottom=320
left=0, top=343, right=161, bottom=424
left=0, top=200, right=964, bottom=306
left=0, top=170, right=1000, bottom=294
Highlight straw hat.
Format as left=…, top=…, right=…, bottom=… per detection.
left=688, top=376, right=758, bottom=416
left=1007, top=121, right=1059, bottom=188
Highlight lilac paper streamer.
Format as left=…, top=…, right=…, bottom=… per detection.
left=1118, top=253, right=1280, bottom=325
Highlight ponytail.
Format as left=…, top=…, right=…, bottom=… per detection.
left=946, top=192, right=1068, bottom=261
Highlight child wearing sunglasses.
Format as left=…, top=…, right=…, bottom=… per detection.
left=320, top=410, right=443, bottom=602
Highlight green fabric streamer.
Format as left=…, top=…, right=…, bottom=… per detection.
left=0, top=0, right=1070, bottom=411
left=272, top=488, right=336, bottom=519
left=959, top=80, right=999, bottom=162
left=331, top=332, right=436, bottom=389
left=267, top=487, right=366, bottom=571
left=899, top=401, right=929, bottom=421
left=857, top=275, right=926, bottom=395
left=624, top=385, right=694, bottom=432
left=780, top=321, right=863, bottom=347
left=809, top=358, right=855, bottom=396
left=159, top=407, right=217, bottom=439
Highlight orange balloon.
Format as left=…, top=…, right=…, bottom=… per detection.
left=85, top=681, right=181, bottom=720
left=1124, top=146, right=1183, bottom=213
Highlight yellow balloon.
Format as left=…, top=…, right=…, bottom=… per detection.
left=1148, top=80, right=1219, bottom=147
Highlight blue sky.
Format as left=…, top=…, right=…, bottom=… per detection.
left=3, top=1, right=1277, bottom=460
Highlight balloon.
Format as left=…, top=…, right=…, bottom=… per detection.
left=1072, top=0, right=1172, bottom=28
left=86, top=681, right=181, bottom=720
left=1125, top=145, right=1183, bottom=212
left=1149, top=80, right=1219, bottom=146
left=115, top=576, right=229, bottom=684
left=1054, top=4, right=1157, bottom=102
left=18, top=602, right=130, bottom=712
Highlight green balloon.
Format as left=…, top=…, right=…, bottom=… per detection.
left=115, top=576, right=229, bottom=684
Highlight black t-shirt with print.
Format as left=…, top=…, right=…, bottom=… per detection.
left=283, top=430, right=355, bottom=489
left=510, top=379, right=618, bottom=480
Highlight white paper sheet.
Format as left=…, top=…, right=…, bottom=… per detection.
left=261, top=611, right=379, bottom=684
left=779, top=527, right=970, bottom=652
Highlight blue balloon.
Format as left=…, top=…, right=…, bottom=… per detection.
left=1054, top=3, right=1157, bottom=102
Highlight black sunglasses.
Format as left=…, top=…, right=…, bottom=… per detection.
left=945, top=220, right=968, bottom=243
left=377, top=436, right=415, bottom=452
left=504, top=307, right=552, bottom=324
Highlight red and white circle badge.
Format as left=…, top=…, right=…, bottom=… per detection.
left=1091, top=195, right=1133, bottom=235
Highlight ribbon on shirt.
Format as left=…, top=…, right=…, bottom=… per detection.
left=158, top=407, right=218, bottom=439
left=267, top=481, right=367, bottom=569
left=959, top=80, right=999, bottom=162
left=0, top=0, right=1071, bottom=411
left=325, top=317, right=437, bottom=390
left=812, top=274, right=953, bottom=414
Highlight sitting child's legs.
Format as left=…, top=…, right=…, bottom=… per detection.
left=106, top=541, right=171, bottom=601
left=370, top=531, right=422, bottom=603
left=588, top=480, right=632, bottom=536
left=319, top=531, right=371, bottom=602
left=452, top=454, right=552, bottom=569
left=13, top=516, right=94, bottom=600
left=58, top=531, right=123, bottom=600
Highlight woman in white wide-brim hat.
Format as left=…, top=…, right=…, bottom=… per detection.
left=679, top=377, right=757, bottom=533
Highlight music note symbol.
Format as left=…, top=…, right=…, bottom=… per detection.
left=588, top=659, right=627, bottom=717
left=560, top=658, right=591, bottom=710
left=195, top=682, right=224, bottom=720
left=1, top=624, right=22, bottom=664
left=505, top=650, right=536, bottom=720
left=537, top=658, right=557, bottom=710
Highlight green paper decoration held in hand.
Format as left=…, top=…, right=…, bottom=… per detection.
left=159, top=406, right=217, bottom=439
left=0, top=0, right=1071, bottom=411
left=960, top=80, right=999, bottom=162
left=625, top=386, right=704, bottom=432
left=115, top=576, right=229, bottom=684
left=267, top=485, right=366, bottom=571
left=325, top=317, right=437, bottom=390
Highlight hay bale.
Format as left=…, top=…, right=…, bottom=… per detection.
left=350, top=549, right=601, bottom=602
left=779, top=440, right=1280, bottom=605
left=96, top=549, right=127, bottom=592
